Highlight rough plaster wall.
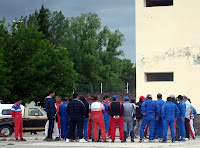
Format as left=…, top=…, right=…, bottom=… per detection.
left=135, top=0, right=200, bottom=112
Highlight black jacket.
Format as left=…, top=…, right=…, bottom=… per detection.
left=83, top=101, right=89, bottom=118
left=108, top=102, right=124, bottom=118
left=136, top=100, right=143, bottom=120
left=45, top=96, right=56, bottom=118
left=67, top=99, right=86, bottom=119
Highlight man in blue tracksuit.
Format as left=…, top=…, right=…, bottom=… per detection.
left=154, top=93, right=165, bottom=140
left=139, top=94, right=156, bottom=143
left=102, top=95, right=110, bottom=134
left=59, top=98, right=69, bottom=140
left=177, top=95, right=186, bottom=141
left=161, top=97, right=180, bottom=143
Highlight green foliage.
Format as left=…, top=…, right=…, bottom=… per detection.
left=0, top=5, right=135, bottom=104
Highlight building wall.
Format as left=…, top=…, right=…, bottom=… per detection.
left=136, top=0, right=200, bottom=112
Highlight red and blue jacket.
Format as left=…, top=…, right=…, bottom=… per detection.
left=10, top=103, right=22, bottom=117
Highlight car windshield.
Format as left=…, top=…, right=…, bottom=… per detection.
left=40, top=108, right=47, bottom=115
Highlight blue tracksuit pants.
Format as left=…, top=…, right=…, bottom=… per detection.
left=177, top=118, right=185, bottom=138
left=163, top=119, right=175, bottom=140
left=140, top=115, right=155, bottom=140
left=83, top=118, right=88, bottom=139
left=61, top=117, right=68, bottom=139
left=154, top=118, right=163, bottom=139
left=103, top=113, right=110, bottom=133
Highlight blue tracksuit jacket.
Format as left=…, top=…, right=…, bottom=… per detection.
left=59, top=102, right=68, bottom=139
left=140, top=99, right=156, bottom=140
left=102, top=101, right=110, bottom=133
left=161, top=101, right=180, bottom=140
left=154, top=99, right=165, bottom=138
left=177, top=100, right=186, bottom=138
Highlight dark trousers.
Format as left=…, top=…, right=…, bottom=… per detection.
left=175, top=120, right=180, bottom=140
left=185, top=118, right=190, bottom=139
left=68, top=118, right=84, bottom=139
left=47, top=116, right=55, bottom=139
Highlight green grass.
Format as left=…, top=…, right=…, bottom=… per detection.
left=8, top=143, right=15, bottom=145
left=0, top=138, right=7, bottom=141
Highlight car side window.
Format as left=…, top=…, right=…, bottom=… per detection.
left=28, top=108, right=43, bottom=116
left=2, top=109, right=11, bottom=115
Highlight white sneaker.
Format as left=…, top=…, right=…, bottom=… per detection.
left=66, top=138, right=70, bottom=143
left=79, top=139, right=87, bottom=143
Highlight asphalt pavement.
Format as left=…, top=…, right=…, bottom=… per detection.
left=0, top=134, right=199, bottom=148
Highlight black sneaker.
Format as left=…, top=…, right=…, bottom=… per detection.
left=139, top=139, right=144, bottom=143
left=16, top=138, right=20, bottom=142
left=161, top=139, right=167, bottom=143
left=171, top=139, right=175, bottom=143
left=20, top=138, right=26, bottom=141
left=131, top=139, right=135, bottom=142
left=121, top=140, right=126, bottom=143
left=111, top=140, right=114, bottom=143
left=55, top=137, right=60, bottom=141
left=47, top=138, right=54, bottom=142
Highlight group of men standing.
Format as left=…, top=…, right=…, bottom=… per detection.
left=44, top=90, right=197, bottom=143
left=138, top=94, right=197, bottom=143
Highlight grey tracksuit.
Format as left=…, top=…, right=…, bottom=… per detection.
left=123, top=101, right=135, bottom=132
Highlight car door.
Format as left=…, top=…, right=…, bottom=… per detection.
left=23, top=107, right=47, bottom=131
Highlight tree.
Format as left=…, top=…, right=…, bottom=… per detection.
left=0, top=18, right=12, bottom=100
left=1, top=18, right=77, bottom=103
left=120, top=59, right=136, bottom=92
left=37, top=5, right=51, bottom=39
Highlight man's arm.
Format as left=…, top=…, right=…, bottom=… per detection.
left=175, top=106, right=180, bottom=118
left=119, top=104, right=124, bottom=116
left=108, top=104, right=113, bottom=117
left=81, top=102, right=86, bottom=117
left=10, top=105, right=15, bottom=118
left=67, top=102, right=70, bottom=116
left=45, top=99, right=50, bottom=117
left=161, top=105, right=165, bottom=120
left=141, top=101, right=146, bottom=115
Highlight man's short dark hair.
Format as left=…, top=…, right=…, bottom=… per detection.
left=64, top=97, right=69, bottom=102
left=157, top=93, right=162, bottom=99
left=93, top=96, right=98, bottom=101
left=167, top=97, right=172, bottom=102
left=73, top=93, right=78, bottom=99
left=177, top=95, right=183, bottom=100
left=80, top=96, right=85, bottom=102
left=48, top=90, right=55, bottom=96
left=16, top=97, right=22, bottom=102
left=69, top=97, right=73, bottom=102
left=103, top=95, right=109, bottom=100
left=131, top=99, right=135, bottom=103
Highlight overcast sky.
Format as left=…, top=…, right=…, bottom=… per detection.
left=0, top=0, right=135, bottom=63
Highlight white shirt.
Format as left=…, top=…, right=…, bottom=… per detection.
left=91, top=101, right=105, bottom=112
left=185, top=100, right=191, bottom=119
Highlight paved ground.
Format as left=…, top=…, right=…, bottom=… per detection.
left=0, top=134, right=199, bottom=148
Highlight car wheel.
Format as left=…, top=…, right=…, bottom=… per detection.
left=0, top=125, right=12, bottom=136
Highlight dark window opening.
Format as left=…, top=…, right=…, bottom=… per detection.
left=2, top=109, right=11, bottom=115
left=146, top=72, right=173, bottom=82
left=146, top=0, right=173, bottom=7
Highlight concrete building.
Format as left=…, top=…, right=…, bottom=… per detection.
left=136, top=0, right=200, bottom=112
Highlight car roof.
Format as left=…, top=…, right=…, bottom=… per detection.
left=0, top=104, right=24, bottom=109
